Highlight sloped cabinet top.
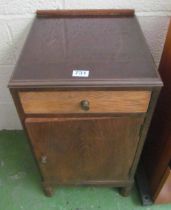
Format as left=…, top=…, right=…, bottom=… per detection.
left=9, top=10, right=162, bottom=88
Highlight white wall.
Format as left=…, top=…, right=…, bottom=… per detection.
left=0, top=1, right=170, bottom=130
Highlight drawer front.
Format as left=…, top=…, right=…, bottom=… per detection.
left=19, top=91, right=151, bottom=114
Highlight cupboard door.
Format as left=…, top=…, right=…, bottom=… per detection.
left=25, top=116, right=143, bottom=184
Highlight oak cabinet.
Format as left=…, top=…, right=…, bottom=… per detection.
left=8, top=10, right=162, bottom=196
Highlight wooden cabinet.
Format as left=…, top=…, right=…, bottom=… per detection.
left=8, top=10, right=162, bottom=196
left=139, top=20, right=171, bottom=204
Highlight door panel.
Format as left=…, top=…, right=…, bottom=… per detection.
left=25, top=116, right=143, bottom=184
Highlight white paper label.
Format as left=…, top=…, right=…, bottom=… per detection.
left=72, top=70, right=89, bottom=77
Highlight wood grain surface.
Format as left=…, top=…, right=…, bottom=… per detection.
left=25, top=116, right=143, bottom=184
left=19, top=91, right=151, bottom=114
left=155, top=167, right=171, bottom=204
left=142, top=21, right=171, bottom=201
left=9, top=13, right=161, bottom=88
left=36, top=9, right=135, bottom=18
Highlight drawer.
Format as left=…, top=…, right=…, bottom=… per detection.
left=19, top=91, right=151, bottom=114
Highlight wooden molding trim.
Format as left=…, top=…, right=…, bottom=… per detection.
left=36, top=9, right=135, bottom=18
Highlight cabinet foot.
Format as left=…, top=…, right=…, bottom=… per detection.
left=42, top=182, right=54, bottom=197
left=120, top=184, right=133, bottom=197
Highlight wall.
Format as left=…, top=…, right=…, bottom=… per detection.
left=0, top=0, right=170, bottom=130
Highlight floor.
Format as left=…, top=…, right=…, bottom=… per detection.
left=0, top=131, right=171, bottom=210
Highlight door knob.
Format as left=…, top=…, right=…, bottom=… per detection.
left=80, top=100, right=90, bottom=111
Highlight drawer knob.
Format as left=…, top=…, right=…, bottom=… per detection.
left=40, top=155, right=47, bottom=164
left=80, top=100, right=90, bottom=111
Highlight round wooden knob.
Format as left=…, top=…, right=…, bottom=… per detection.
left=80, top=100, right=90, bottom=111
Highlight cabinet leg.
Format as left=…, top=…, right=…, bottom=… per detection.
left=120, top=184, right=133, bottom=197
left=42, top=182, right=54, bottom=197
